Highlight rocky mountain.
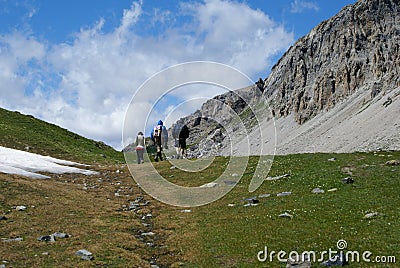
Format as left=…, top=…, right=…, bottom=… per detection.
left=172, top=0, right=400, bottom=157
left=265, top=0, right=399, bottom=124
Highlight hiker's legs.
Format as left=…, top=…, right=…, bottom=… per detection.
left=174, top=139, right=180, bottom=159
left=155, top=144, right=163, bottom=161
left=137, top=150, right=144, bottom=164
left=180, top=148, right=186, bottom=158
left=179, top=138, right=187, bottom=158
left=136, top=150, right=141, bottom=164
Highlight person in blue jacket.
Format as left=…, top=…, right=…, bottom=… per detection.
left=150, top=120, right=167, bottom=161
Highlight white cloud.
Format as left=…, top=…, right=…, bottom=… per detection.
left=290, top=0, right=319, bottom=13
left=180, top=0, right=294, bottom=74
left=0, top=0, right=294, bottom=151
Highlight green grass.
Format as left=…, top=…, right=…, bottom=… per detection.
left=0, top=107, right=123, bottom=163
left=1, top=149, right=398, bottom=267
left=155, top=151, right=400, bottom=267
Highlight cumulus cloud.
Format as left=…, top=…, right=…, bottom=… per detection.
left=0, top=0, right=294, bottom=150
left=290, top=0, right=319, bottom=13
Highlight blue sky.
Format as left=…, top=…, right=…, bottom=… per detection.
left=0, top=0, right=356, bottom=149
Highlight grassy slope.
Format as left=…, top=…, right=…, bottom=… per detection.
left=0, top=165, right=181, bottom=267
left=0, top=107, right=123, bottom=163
left=155, top=152, right=400, bottom=267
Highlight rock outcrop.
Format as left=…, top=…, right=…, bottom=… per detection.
left=264, top=0, right=400, bottom=124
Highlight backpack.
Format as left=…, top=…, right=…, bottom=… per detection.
left=153, top=125, right=162, bottom=137
left=172, top=124, right=183, bottom=139
left=179, top=125, right=189, bottom=139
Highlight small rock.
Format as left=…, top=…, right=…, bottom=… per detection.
left=141, top=232, right=155, bottom=236
left=128, top=202, right=140, bottom=211
left=141, top=214, right=153, bottom=220
left=181, top=209, right=192, bottom=213
left=266, top=174, right=290, bottom=181
left=76, top=249, right=94, bottom=261
left=170, top=166, right=177, bottom=169
left=328, top=158, right=337, bottom=162
left=224, top=180, right=236, bottom=186
left=312, top=187, right=325, bottom=194
left=385, top=159, right=400, bottom=166
left=227, top=203, right=235, bottom=207
left=279, top=212, right=293, bottom=219
left=244, top=203, right=258, bottom=207
left=327, top=188, right=338, bottom=192
left=258, top=194, right=271, bottom=198
left=199, top=182, right=218, bottom=188
left=38, top=235, right=55, bottom=242
left=277, top=191, right=292, bottom=197
left=2, top=237, right=23, bottom=242
left=134, top=197, right=144, bottom=203
left=231, top=173, right=239, bottom=177
left=341, top=177, right=354, bottom=184
left=42, top=252, right=49, bottom=255
left=0, top=216, right=7, bottom=221
left=15, top=206, right=27, bottom=211
left=364, top=211, right=382, bottom=219
left=244, top=197, right=259, bottom=205
left=52, top=232, right=69, bottom=239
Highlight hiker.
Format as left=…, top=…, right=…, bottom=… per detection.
left=178, top=124, right=189, bottom=159
left=172, top=124, right=182, bottom=159
left=151, top=120, right=164, bottom=162
left=135, top=131, right=145, bottom=164
left=161, top=123, right=168, bottom=150
left=172, top=123, right=183, bottom=159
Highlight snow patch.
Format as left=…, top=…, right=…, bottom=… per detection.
left=0, top=146, right=98, bottom=178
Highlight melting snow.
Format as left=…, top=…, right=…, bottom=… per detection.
left=0, top=146, right=98, bottom=179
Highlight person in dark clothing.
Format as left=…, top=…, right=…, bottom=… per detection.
left=178, top=124, right=189, bottom=158
left=150, top=120, right=164, bottom=162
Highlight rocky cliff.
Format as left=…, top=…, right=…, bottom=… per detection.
left=172, top=0, right=400, bottom=157
left=264, top=0, right=400, bottom=124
